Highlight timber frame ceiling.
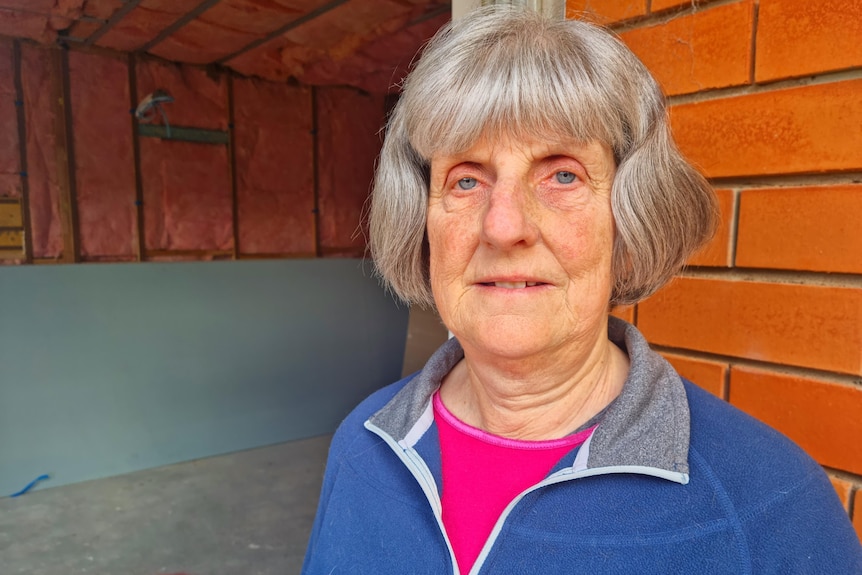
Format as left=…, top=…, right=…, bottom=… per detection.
left=0, top=0, right=451, bottom=93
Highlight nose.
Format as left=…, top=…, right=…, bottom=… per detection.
left=480, top=180, right=539, bottom=249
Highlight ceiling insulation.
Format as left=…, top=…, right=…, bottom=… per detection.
left=0, top=0, right=450, bottom=93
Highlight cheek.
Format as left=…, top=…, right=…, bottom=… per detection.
left=427, top=209, right=476, bottom=269
left=426, top=215, right=459, bottom=301
left=553, top=208, right=615, bottom=273
left=425, top=213, right=448, bottom=276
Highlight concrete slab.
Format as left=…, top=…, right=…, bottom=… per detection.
left=0, top=435, right=331, bottom=575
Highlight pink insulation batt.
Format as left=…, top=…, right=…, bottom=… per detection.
left=0, top=0, right=84, bottom=43
left=232, top=76, right=315, bottom=255
left=140, top=137, right=233, bottom=253
left=69, top=50, right=137, bottom=260
left=135, top=59, right=233, bottom=253
left=315, top=87, right=385, bottom=255
left=21, top=43, right=63, bottom=259
left=305, top=10, right=450, bottom=94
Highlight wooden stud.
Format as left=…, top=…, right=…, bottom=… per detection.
left=311, top=86, right=321, bottom=258
left=12, top=40, right=33, bottom=263
left=227, top=74, right=240, bottom=259
left=52, top=46, right=80, bottom=263
left=128, top=52, right=146, bottom=262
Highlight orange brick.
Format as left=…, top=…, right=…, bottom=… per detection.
left=756, top=0, right=862, bottom=82
left=661, top=352, right=727, bottom=398
left=651, top=0, right=692, bottom=11
left=566, top=0, right=647, bottom=24
left=620, top=1, right=753, bottom=96
left=829, top=475, right=853, bottom=511
left=729, top=366, right=862, bottom=475
left=688, top=188, right=732, bottom=267
left=638, top=278, right=862, bottom=375
left=736, top=185, right=862, bottom=274
left=670, top=80, right=862, bottom=178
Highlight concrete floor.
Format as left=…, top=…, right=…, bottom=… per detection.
left=2, top=307, right=448, bottom=575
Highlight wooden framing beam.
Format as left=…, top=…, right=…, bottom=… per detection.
left=138, top=0, right=223, bottom=53
left=311, top=86, right=321, bottom=258
left=12, top=40, right=33, bottom=263
left=227, top=74, right=240, bottom=259
left=128, top=52, right=146, bottom=262
left=85, top=0, right=145, bottom=46
left=52, top=47, right=80, bottom=263
left=216, top=0, right=349, bottom=65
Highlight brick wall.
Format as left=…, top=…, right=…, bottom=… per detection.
left=568, top=0, right=862, bottom=540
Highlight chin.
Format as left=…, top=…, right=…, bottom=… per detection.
left=455, top=322, right=558, bottom=361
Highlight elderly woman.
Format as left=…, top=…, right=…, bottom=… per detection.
left=302, top=7, right=862, bottom=574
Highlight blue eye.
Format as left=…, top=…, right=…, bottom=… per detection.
left=457, top=177, right=478, bottom=190
left=555, top=171, right=577, bottom=184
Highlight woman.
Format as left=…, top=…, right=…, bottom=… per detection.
left=302, top=7, right=862, bottom=574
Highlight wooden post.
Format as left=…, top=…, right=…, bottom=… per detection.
left=311, top=86, right=321, bottom=258
left=227, top=74, right=240, bottom=259
left=128, top=53, right=146, bottom=261
left=12, top=40, right=33, bottom=263
left=52, top=47, right=80, bottom=263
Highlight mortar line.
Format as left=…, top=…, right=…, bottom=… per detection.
left=648, top=345, right=862, bottom=387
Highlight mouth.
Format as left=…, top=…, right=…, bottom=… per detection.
left=480, top=281, right=548, bottom=289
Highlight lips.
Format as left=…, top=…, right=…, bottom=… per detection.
left=480, top=281, right=547, bottom=289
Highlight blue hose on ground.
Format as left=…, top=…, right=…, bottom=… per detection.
left=9, top=474, right=50, bottom=497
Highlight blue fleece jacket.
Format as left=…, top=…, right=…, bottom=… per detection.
left=302, top=319, right=862, bottom=574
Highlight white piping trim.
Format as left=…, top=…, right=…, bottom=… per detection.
left=468, top=464, right=688, bottom=574
left=400, top=401, right=435, bottom=449
left=572, top=431, right=592, bottom=472
left=364, top=419, right=461, bottom=575
left=370, top=415, right=688, bottom=575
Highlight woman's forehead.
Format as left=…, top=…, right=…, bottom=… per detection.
left=419, top=124, right=609, bottom=162
left=424, top=128, right=619, bottom=186
left=430, top=132, right=609, bottom=163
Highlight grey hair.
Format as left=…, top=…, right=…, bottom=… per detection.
left=369, top=6, right=717, bottom=308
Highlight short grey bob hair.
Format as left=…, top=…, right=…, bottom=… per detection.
left=369, top=6, right=716, bottom=308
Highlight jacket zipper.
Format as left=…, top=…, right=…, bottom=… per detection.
left=366, top=420, right=688, bottom=575
left=364, top=420, right=461, bottom=575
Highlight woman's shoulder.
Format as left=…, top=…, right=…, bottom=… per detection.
left=329, top=373, right=420, bottom=446
left=683, top=379, right=822, bottom=482
left=682, top=379, right=862, bottom=566
left=681, top=379, right=849, bottom=524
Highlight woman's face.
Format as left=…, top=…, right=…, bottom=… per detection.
left=427, top=134, right=617, bottom=361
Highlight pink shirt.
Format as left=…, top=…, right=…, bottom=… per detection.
left=433, top=391, right=595, bottom=573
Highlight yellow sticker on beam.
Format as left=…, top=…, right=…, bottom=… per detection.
left=0, top=228, right=23, bottom=249
left=0, top=199, right=23, bottom=227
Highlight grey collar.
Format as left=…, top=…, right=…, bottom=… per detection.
left=368, top=317, right=690, bottom=479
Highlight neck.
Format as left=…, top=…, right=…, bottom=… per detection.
left=439, top=326, right=630, bottom=440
